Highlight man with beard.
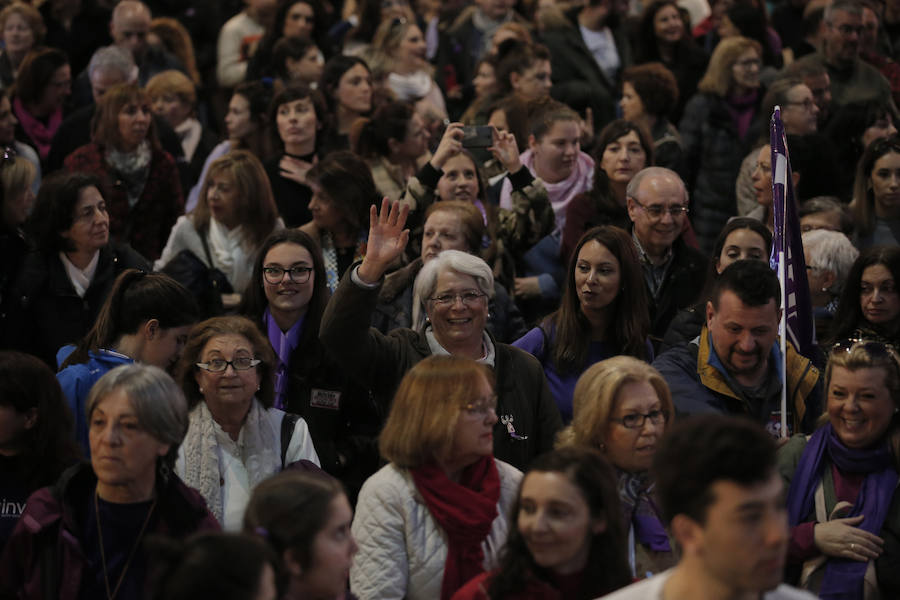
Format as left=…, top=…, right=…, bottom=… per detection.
left=652, top=260, right=822, bottom=438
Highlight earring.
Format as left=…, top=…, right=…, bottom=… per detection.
left=822, top=287, right=828, bottom=292
left=257, top=384, right=261, bottom=391
left=199, top=387, right=204, bottom=393
left=599, top=442, right=606, bottom=452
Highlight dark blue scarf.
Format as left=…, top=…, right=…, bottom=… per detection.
left=785, top=424, right=898, bottom=599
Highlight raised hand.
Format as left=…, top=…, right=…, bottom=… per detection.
left=358, top=198, right=410, bottom=284
left=813, top=515, right=884, bottom=561
left=430, top=122, right=464, bottom=170
left=489, top=129, right=522, bottom=173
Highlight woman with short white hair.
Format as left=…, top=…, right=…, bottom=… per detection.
left=803, top=229, right=859, bottom=345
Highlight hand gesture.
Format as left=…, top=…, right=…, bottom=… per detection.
left=358, top=198, right=410, bottom=284
left=430, top=122, right=464, bottom=170
left=279, top=155, right=315, bottom=185
left=489, top=129, right=522, bottom=173
left=813, top=515, right=884, bottom=561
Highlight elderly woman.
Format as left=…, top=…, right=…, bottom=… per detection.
left=301, top=150, right=373, bottom=292
left=515, top=227, right=651, bottom=423
left=831, top=246, right=900, bottom=348
left=0, top=351, right=81, bottom=550
left=556, top=356, right=676, bottom=579
left=0, top=2, right=44, bottom=90
left=620, top=63, right=683, bottom=173
left=240, top=229, right=381, bottom=497
left=64, top=82, right=182, bottom=261
left=244, top=470, right=358, bottom=600
left=800, top=197, right=854, bottom=235
left=320, top=199, right=562, bottom=471
left=12, top=47, right=70, bottom=165
left=373, top=200, right=527, bottom=343
left=679, top=36, right=764, bottom=254
left=8, top=172, right=148, bottom=367
left=803, top=229, right=859, bottom=346
left=453, top=447, right=632, bottom=599
left=156, top=150, right=282, bottom=311
left=0, top=364, right=220, bottom=598
left=852, top=136, right=900, bottom=248
left=174, top=316, right=320, bottom=531
left=779, top=341, right=900, bottom=596
left=145, top=70, right=218, bottom=189
left=351, top=355, right=523, bottom=599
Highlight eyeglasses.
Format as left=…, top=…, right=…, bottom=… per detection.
left=463, top=395, right=497, bottom=417
left=611, top=409, right=668, bottom=429
left=263, top=266, right=313, bottom=284
left=630, top=197, right=689, bottom=219
left=196, top=357, right=261, bottom=372
left=429, top=290, right=487, bottom=306
left=785, top=99, right=816, bottom=111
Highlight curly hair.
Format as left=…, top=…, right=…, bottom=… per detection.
left=622, top=62, right=679, bottom=119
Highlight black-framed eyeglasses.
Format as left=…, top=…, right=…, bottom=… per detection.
left=611, top=409, right=668, bottom=429
left=630, top=197, right=689, bottom=219
left=429, top=290, right=487, bottom=306
left=196, top=357, right=262, bottom=372
left=263, top=266, right=313, bottom=284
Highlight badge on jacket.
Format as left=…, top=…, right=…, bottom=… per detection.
left=310, top=388, right=341, bottom=410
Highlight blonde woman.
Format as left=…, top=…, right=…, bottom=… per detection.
left=557, top=356, right=676, bottom=579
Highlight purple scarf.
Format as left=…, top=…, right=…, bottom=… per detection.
left=785, top=424, right=898, bottom=599
left=264, top=308, right=304, bottom=410
left=13, top=97, right=61, bottom=160
left=617, top=470, right=671, bottom=553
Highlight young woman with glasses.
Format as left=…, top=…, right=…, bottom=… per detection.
left=240, top=229, right=382, bottom=502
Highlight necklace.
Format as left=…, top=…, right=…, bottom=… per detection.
left=94, top=489, right=158, bottom=600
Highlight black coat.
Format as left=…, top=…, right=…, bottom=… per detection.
left=6, top=244, right=149, bottom=367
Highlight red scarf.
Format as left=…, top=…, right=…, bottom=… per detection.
left=412, top=456, right=501, bottom=600
left=13, top=96, right=62, bottom=160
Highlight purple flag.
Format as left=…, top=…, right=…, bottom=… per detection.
left=769, top=108, right=816, bottom=361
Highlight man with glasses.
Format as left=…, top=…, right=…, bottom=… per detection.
left=794, top=0, right=892, bottom=111
left=625, top=167, right=705, bottom=344
left=653, top=260, right=822, bottom=438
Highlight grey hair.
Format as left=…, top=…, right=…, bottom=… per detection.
left=87, top=45, right=138, bottom=82
left=799, top=196, right=853, bottom=235
left=802, top=229, right=859, bottom=295
left=625, top=166, right=688, bottom=204
left=825, top=0, right=862, bottom=23
left=412, top=250, right=494, bottom=331
left=86, top=363, right=189, bottom=468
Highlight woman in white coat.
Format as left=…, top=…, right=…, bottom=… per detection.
left=350, top=355, right=522, bottom=600
left=174, top=315, right=319, bottom=530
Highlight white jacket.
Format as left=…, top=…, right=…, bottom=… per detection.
left=350, top=460, right=522, bottom=600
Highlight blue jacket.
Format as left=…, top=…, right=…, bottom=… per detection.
left=652, top=326, right=821, bottom=436
left=56, top=346, right=133, bottom=456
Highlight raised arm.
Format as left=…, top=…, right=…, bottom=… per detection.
left=357, top=198, right=410, bottom=284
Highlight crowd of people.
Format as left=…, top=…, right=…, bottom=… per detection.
left=0, top=0, right=900, bottom=598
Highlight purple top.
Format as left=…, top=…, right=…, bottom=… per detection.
left=265, top=308, right=304, bottom=410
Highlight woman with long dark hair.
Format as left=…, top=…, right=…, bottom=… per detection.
left=514, top=226, right=651, bottom=423
left=0, top=351, right=81, bottom=550
left=453, top=447, right=632, bottom=599
left=830, top=245, right=900, bottom=347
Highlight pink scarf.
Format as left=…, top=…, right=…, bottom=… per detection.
left=498, top=149, right=594, bottom=233
left=13, top=96, right=62, bottom=160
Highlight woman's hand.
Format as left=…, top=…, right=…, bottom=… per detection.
left=514, top=276, right=542, bottom=299
left=489, top=129, right=522, bottom=174
left=357, top=198, right=410, bottom=284
left=813, top=515, right=884, bottom=561
left=279, top=155, right=314, bottom=185
left=430, top=122, right=464, bottom=170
